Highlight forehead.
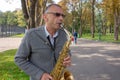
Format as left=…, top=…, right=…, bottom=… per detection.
left=47, top=5, right=63, bottom=13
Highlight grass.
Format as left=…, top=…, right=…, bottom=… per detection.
left=82, top=33, right=120, bottom=43
left=0, top=49, right=29, bottom=80
left=11, top=33, right=24, bottom=38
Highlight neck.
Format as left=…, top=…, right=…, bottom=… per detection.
left=46, top=26, right=56, bottom=37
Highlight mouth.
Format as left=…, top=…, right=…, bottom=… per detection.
left=57, top=23, right=62, bottom=26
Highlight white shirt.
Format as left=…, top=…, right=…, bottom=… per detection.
left=44, top=26, right=58, bottom=46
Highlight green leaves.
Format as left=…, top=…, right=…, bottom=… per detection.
left=0, top=10, right=26, bottom=27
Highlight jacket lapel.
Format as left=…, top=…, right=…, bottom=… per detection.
left=35, top=26, right=51, bottom=48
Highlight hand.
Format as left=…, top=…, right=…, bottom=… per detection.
left=63, top=55, right=71, bottom=67
left=41, top=73, right=53, bottom=80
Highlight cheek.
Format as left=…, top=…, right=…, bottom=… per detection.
left=49, top=18, right=56, bottom=24
left=45, top=18, right=48, bottom=22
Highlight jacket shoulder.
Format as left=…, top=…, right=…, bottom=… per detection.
left=26, top=26, right=44, bottom=34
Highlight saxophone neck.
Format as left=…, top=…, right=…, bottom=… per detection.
left=60, top=24, right=72, bottom=42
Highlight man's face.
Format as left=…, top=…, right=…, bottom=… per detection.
left=44, top=5, right=65, bottom=30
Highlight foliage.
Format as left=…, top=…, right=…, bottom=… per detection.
left=0, top=12, right=4, bottom=25
left=2, top=0, right=120, bottom=41
left=14, top=10, right=26, bottom=27
left=6, top=11, right=17, bottom=26
left=59, top=0, right=120, bottom=40
left=100, top=0, right=120, bottom=40
left=0, top=10, right=26, bottom=27
left=0, top=12, right=8, bottom=25
left=0, top=49, right=29, bottom=80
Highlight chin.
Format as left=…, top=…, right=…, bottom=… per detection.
left=55, top=25, right=61, bottom=29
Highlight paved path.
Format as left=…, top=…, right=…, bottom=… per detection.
left=0, top=38, right=22, bottom=52
left=69, top=38, right=120, bottom=80
left=0, top=38, right=120, bottom=80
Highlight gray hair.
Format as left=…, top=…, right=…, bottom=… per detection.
left=44, top=4, right=62, bottom=13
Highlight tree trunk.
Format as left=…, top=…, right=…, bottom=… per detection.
left=21, top=0, right=52, bottom=29
left=21, top=0, right=29, bottom=29
left=114, top=13, right=119, bottom=40
left=35, top=0, right=47, bottom=27
left=29, top=0, right=37, bottom=28
left=91, top=0, right=95, bottom=38
left=35, top=1, right=41, bottom=27
left=112, top=1, right=120, bottom=41
left=79, top=25, right=82, bottom=37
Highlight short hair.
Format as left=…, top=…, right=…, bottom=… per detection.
left=44, top=4, right=62, bottom=13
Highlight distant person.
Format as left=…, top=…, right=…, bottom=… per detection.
left=73, top=30, right=78, bottom=44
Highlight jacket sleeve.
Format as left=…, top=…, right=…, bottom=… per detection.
left=14, top=31, right=44, bottom=80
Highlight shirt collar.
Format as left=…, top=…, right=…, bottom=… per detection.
left=44, top=26, right=58, bottom=38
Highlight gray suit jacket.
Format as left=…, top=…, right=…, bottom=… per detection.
left=14, top=26, right=68, bottom=80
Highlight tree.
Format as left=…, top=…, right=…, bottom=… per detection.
left=6, top=11, right=17, bottom=26
left=21, top=0, right=53, bottom=29
left=58, top=0, right=73, bottom=29
left=102, top=0, right=120, bottom=40
left=0, top=12, right=5, bottom=25
left=14, top=10, right=26, bottom=27
left=112, top=0, right=120, bottom=40
left=91, top=0, right=95, bottom=38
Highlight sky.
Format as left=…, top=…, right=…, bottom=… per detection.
left=0, top=0, right=61, bottom=12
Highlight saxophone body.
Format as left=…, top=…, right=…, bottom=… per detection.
left=50, top=27, right=74, bottom=80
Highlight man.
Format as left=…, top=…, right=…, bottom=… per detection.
left=73, top=30, right=78, bottom=44
left=14, top=4, right=71, bottom=80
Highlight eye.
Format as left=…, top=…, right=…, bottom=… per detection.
left=47, top=12, right=65, bottom=18
left=55, top=13, right=61, bottom=17
left=55, top=13, right=65, bottom=18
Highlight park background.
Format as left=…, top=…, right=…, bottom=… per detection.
left=0, top=0, right=120, bottom=42
left=0, top=0, right=120, bottom=80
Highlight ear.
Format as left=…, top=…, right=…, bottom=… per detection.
left=42, top=14, right=48, bottom=22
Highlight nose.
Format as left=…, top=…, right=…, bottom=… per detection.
left=59, top=15, right=64, bottom=21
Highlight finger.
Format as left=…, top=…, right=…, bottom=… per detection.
left=63, top=63, right=71, bottom=67
left=63, top=60, right=71, bottom=66
left=45, top=77, right=52, bottom=80
left=47, top=75, right=53, bottom=80
left=63, top=57, right=71, bottom=64
left=63, top=60, right=71, bottom=64
left=64, top=56, right=71, bottom=61
left=42, top=73, right=53, bottom=80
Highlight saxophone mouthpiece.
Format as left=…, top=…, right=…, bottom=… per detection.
left=60, top=24, right=64, bottom=28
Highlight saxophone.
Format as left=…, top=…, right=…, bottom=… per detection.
left=50, top=26, right=74, bottom=80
